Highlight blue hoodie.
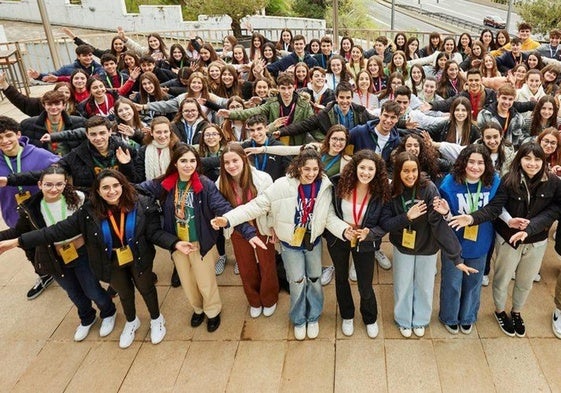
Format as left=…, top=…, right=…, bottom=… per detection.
left=348, top=118, right=400, bottom=163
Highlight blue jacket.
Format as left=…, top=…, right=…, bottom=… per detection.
left=138, top=172, right=257, bottom=257
left=267, top=52, right=319, bottom=77
left=439, top=173, right=500, bottom=259
left=349, top=119, right=401, bottom=163
left=38, top=59, right=102, bottom=79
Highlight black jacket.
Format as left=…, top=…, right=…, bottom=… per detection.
left=20, top=111, right=86, bottom=153
left=324, top=174, right=386, bottom=253
left=19, top=195, right=178, bottom=283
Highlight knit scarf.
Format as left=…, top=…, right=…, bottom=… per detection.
left=144, top=141, right=171, bottom=180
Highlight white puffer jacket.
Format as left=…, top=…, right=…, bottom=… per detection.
left=216, top=167, right=273, bottom=237
left=223, top=174, right=348, bottom=244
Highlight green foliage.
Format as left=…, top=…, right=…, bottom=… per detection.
left=517, top=0, right=561, bottom=35
left=266, top=0, right=293, bottom=16
left=292, top=0, right=326, bottom=19
left=325, top=0, right=376, bottom=34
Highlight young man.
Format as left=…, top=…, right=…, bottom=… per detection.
left=32, top=44, right=102, bottom=83
left=218, top=73, right=315, bottom=146
left=267, top=35, right=319, bottom=77
left=298, top=67, right=335, bottom=113
left=275, top=82, right=376, bottom=142
left=241, top=115, right=291, bottom=181
left=496, top=37, right=529, bottom=75
left=492, top=22, right=540, bottom=56
left=20, top=90, right=85, bottom=156
left=99, top=54, right=130, bottom=90
left=538, top=29, right=561, bottom=61
left=313, top=36, right=334, bottom=69
left=138, top=56, right=176, bottom=83
left=364, top=36, right=393, bottom=64
left=0, top=116, right=59, bottom=299
left=477, top=85, right=527, bottom=148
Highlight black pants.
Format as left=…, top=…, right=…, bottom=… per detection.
left=327, top=237, right=378, bottom=324
left=110, top=263, right=159, bottom=322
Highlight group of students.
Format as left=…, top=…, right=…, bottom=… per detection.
left=1, top=22, right=561, bottom=344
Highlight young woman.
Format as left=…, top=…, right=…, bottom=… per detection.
left=480, top=54, right=501, bottom=78
left=479, top=122, right=515, bottom=177
left=70, top=69, right=90, bottom=105
left=366, top=56, right=387, bottom=93
left=339, top=37, right=354, bottom=62
left=347, top=45, right=367, bottom=81
left=78, top=78, right=120, bottom=119
left=378, top=72, right=405, bottom=103
left=326, top=150, right=390, bottom=338
left=495, top=30, right=510, bottom=49
left=113, top=98, right=146, bottom=150
left=435, top=145, right=500, bottom=335
left=232, top=44, right=251, bottom=81
left=419, top=32, right=442, bottom=57
left=133, top=72, right=171, bottom=123
left=461, top=40, right=485, bottom=71
left=221, top=35, right=237, bottom=62
left=479, top=29, right=495, bottom=52
left=299, top=67, right=334, bottom=113
left=541, top=64, right=561, bottom=95
left=527, top=95, right=558, bottom=136
left=427, top=52, right=449, bottom=80
left=221, top=96, right=248, bottom=142
left=353, top=70, right=380, bottom=113
left=198, top=123, right=227, bottom=177
left=450, top=142, right=561, bottom=337
left=250, top=32, right=266, bottom=61
left=406, top=64, right=425, bottom=96
left=217, top=143, right=279, bottom=317
left=138, top=144, right=266, bottom=332
left=516, top=70, right=546, bottom=111
left=127, top=33, right=168, bottom=64
left=195, top=43, right=219, bottom=72
left=509, top=64, right=528, bottom=90
left=276, top=29, right=293, bottom=53
left=380, top=152, right=464, bottom=338
left=386, top=50, right=409, bottom=79
left=394, top=133, right=443, bottom=183
left=215, top=65, right=242, bottom=99
left=428, top=97, right=479, bottom=145
left=526, top=51, right=545, bottom=71
left=0, top=165, right=117, bottom=342
left=326, top=55, right=351, bottom=90
left=307, top=38, right=321, bottom=55
left=436, top=60, right=465, bottom=99
left=212, top=147, right=353, bottom=340
left=405, top=37, right=420, bottom=61
left=537, top=127, right=561, bottom=174
left=417, top=76, right=442, bottom=104
left=457, top=32, right=473, bottom=60
left=170, top=98, right=209, bottom=145
left=0, top=169, right=195, bottom=348
left=294, top=62, right=310, bottom=90
left=262, top=42, right=280, bottom=64
left=394, top=33, right=407, bottom=52
left=163, top=43, right=190, bottom=73
left=207, top=61, right=224, bottom=93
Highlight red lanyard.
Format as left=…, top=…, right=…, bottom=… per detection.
left=298, top=182, right=316, bottom=225
left=352, top=188, right=369, bottom=226
left=280, top=101, right=296, bottom=118
left=108, top=209, right=125, bottom=247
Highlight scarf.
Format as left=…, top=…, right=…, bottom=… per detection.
left=144, top=141, right=171, bottom=180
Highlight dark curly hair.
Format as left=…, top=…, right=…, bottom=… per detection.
left=393, top=133, right=441, bottom=181
left=336, top=150, right=390, bottom=203
left=451, top=144, right=495, bottom=186
left=286, top=146, right=324, bottom=180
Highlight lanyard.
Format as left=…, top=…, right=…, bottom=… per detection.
left=321, top=153, right=341, bottom=172
left=183, top=121, right=194, bottom=144
left=252, top=139, right=269, bottom=171
left=280, top=101, right=296, bottom=119
left=108, top=209, right=126, bottom=247
left=298, top=182, right=317, bottom=225
left=352, top=188, right=369, bottom=226
left=400, top=188, right=416, bottom=213
left=465, top=180, right=482, bottom=213
left=41, top=196, right=67, bottom=226
left=174, top=180, right=191, bottom=219
left=357, top=91, right=370, bottom=108
left=45, top=118, right=63, bottom=133
left=501, top=112, right=510, bottom=132
left=95, top=95, right=110, bottom=117
left=3, top=148, right=24, bottom=193
left=105, top=73, right=124, bottom=89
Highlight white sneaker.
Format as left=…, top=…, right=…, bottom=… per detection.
left=399, top=327, right=412, bottom=338
left=342, top=319, right=354, bottom=336
left=375, top=250, right=392, bottom=270
left=413, top=326, right=425, bottom=337
left=552, top=309, right=561, bottom=339
left=349, top=262, right=357, bottom=282
left=150, top=314, right=166, bottom=345
left=263, top=303, right=277, bottom=317
left=74, top=317, right=97, bottom=342
left=366, top=322, right=379, bottom=338
left=307, top=321, right=319, bottom=339
left=250, top=306, right=263, bottom=318
left=294, top=324, right=306, bottom=340
left=100, top=313, right=116, bottom=337
left=482, top=275, right=489, bottom=287
left=534, top=273, right=541, bottom=282
left=234, top=262, right=240, bottom=275
left=320, top=266, right=335, bottom=286
left=119, top=317, right=140, bottom=349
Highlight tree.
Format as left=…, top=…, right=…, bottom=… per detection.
left=198, top=0, right=269, bottom=38
left=293, top=0, right=326, bottom=19
left=517, top=0, right=561, bottom=35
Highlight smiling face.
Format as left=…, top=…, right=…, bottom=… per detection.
left=335, top=90, right=352, bottom=113
left=172, top=47, right=183, bottom=61
left=400, top=160, right=418, bottom=188
left=527, top=55, right=539, bottom=69
left=357, top=72, right=371, bottom=91
left=56, top=85, right=71, bottom=101
left=221, top=70, right=234, bottom=87
left=484, top=55, right=494, bottom=69
left=199, top=48, right=211, bottom=61
left=233, top=47, right=245, bottom=62
left=222, top=151, right=244, bottom=180
left=497, top=32, right=507, bottom=46
left=299, top=159, right=320, bottom=184
left=526, top=73, right=541, bottom=92
left=367, top=60, right=380, bottom=76
left=44, top=100, right=64, bottom=118
left=330, top=59, right=343, bottom=75
left=247, top=122, right=268, bottom=145
left=263, top=46, right=274, bottom=59
left=77, top=52, right=93, bottom=67
left=393, top=54, right=405, bottom=67
left=72, top=72, right=87, bottom=90
left=351, top=47, right=362, bottom=61
left=411, top=67, right=423, bottom=83
left=404, top=136, right=420, bottom=156
left=341, top=39, right=352, bottom=52
left=112, top=38, right=124, bottom=53
left=0, top=130, right=21, bottom=156
left=150, top=123, right=171, bottom=146
left=540, top=101, right=555, bottom=120
left=520, top=152, right=543, bottom=178
left=254, top=80, right=269, bottom=98
left=454, top=103, right=468, bottom=123
left=408, top=40, right=419, bottom=54
left=181, top=102, right=200, bottom=123
left=202, top=126, right=221, bottom=150
left=39, top=173, right=67, bottom=203
left=310, top=41, right=320, bottom=53
left=86, top=125, right=110, bottom=154
left=89, top=80, right=106, bottom=98
left=467, top=73, right=482, bottom=92
left=443, top=39, right=455, bottom=53
left=377, top=109, right=399, bottom=134
left=446, top=63, right=459, bottom=79
left=465, top=152, right=485, bottom=182
left=148, top=36, right=160, bottom=50
left=311, top=70, right=325, bottom=88
left=295, top=65, right=307, bottom=82
left=544, top=70, right=558, bottom=83
left=189, top=77, right=203, bottom=93
left=497, top=93, right=515, bottom=112
left=124, top=54, right=136, bottom=69
left=328, top=131, right=347, bottom=155
left=98, top=176, right=122, bottom=205
left=117, top=102, right=134, bottom=122
left=356, top=159, right=376, bottom=185
left=208, top=65, right=221, bottom=81
left=482, top=31, right=492, bottom=45
left=175, top=151, right=198, bottom=181
left=423, top=80, right=436, bottom=97
left=141, top=78, right=155, bottom=94
left=540, top=133, right=558, bottom=156
left=482, top=128, right=502, bottom=153
left=396, top=35, right=406, bottom=47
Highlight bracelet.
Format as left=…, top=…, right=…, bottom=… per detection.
left=442, top=210, right=450, bottom=216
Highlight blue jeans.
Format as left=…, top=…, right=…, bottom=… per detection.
left=280, top=243, right=323, bottom=326
left=439, top=254, right=486, bottom=325
left=393, top=247, right=437, bottom=329
left=55, top=247, right=116, bottom=326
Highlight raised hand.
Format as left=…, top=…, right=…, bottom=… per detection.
left=406, top=200, right=427, bottom=221
left=432, top=196, right=450, bottom=215
left=115, top=146, right=131, bottom=164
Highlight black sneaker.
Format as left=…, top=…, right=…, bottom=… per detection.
left=171, top=267, right=181, bottom=288
left=444, top=324, right=459, bottom=334
left=511, top=312, right=526, bottom=337
left=460, top=324, right=473, bottom=334
left=191, top=312, right=205, bottom=327
left=26, top=274, right=54, bottom=300
left=494, top=311, right=515, bottom=337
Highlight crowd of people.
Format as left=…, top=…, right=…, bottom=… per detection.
left=0, top=21, right=561, bottom=346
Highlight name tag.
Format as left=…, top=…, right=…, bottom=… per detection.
left=464, top=225, right=479, bottom=242
left=116, top=245, right=134, bottom=267
left=290, top=226, right=306, bottom=248
left=15, top=191, right=31, bottom=205
left=60, top=243, right=79, bottom=264
left=402, top=229, right=416, bottom=249
left=350, top=235, right=357, bottom=248
left=177, top=223, right=189, bottom=241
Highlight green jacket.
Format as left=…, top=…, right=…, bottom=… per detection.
left=229, top=93, right=315, bottom=145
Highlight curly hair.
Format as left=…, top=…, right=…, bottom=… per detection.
left=286, top=146, right=324, bottom=180
left=39, top=164, right=81, bottom=210
left=451, top=144, right=495, bottom=186
left=336, top=150, right=390, bottom=203
left=394, top=133, right=441, bottom=181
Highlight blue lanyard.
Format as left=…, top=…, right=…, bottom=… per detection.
left=252, top=138, right=269, bottom=171
left=101, top=208, right=137, bottom=257
left=321, top=153, right=341, bottom=172
left=183, top=121, right=194, bottom=144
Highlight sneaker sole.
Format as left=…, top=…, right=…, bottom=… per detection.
left=552, top=318, right=561, bottom=340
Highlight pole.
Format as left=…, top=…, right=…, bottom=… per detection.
left=37, top=0, right=62, bottom=69
left=506, top=0, right=513, bottom=32
left=333, top=0, right=339, bottom=50
left=391, top=0, right=395, bottom=30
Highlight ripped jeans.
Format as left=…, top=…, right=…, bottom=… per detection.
left=280, top=242, right=324, bottom=326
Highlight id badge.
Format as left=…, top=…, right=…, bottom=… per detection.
left=116, top=246, right=134, bottom=266
left=402, top=229, right=416, bottom=249
left=280, top=136, right=290, bottom=146
left=60, top=243, right=79, bottom=264
left=290, top=226, right=306, bottom=247
left=350, top=235, right=357, bottom=248
left=15, top=191, right=31, bottom=205
left=177, top=223, right=189, bottom=241
left=464, top=225, right=479, bottom=242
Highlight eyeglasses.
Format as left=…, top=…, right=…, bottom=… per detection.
left=182, top=109, right=198, bottom=114
left=330, top=137, right=346, bottom=143
left=542, top=140, right=558, bottom=146
left=204, top=132, right=221, bottom=138
left=42, top=182, right=66, bottom=189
